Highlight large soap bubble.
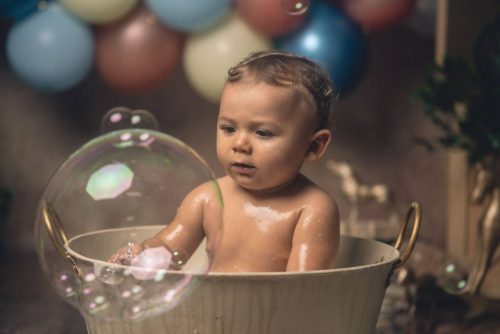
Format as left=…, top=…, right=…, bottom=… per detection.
left=34, top=107, right=221, bottom=322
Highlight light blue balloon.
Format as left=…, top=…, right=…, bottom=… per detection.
left=6, top=3, right=94, bottom=92
left=274, top=2, right=367, bottom=95
left=145, top=0, right=232, bottom=32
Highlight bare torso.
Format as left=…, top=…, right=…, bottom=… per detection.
left=203, top=175, right=338, bottom=272
left=134, top=174, right=339, bottom=273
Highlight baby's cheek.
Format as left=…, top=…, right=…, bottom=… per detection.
left=274, top=149, right=304, bottom=167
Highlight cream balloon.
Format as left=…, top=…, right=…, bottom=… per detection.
left=183, top=12, right=271, bottom=104
left=59, top=0, right=138, bottom=24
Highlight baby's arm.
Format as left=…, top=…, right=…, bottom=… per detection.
left=108, top=184, right=209, bottom=266
left=286, top=194, right=340, bottom=271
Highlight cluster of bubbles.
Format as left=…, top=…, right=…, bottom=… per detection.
left=53, top=242, right=194, bottom=321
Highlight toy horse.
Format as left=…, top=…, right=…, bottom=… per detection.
left=467, top=156, right=500, bottom=295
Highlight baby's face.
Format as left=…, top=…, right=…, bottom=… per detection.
left=217, top=80, right=316, bottom=193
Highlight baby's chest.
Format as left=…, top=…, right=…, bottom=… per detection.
left=221, top=207, right=299, bottom=247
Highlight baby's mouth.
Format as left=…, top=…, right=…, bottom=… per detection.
left=231, top=162, right=255, bottom=172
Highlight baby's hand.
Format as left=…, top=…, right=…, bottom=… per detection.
left=108, top=242, right=144, bottom=265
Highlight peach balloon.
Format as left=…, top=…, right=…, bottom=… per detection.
left=183, top=12, right=271, bottom=103
left=342, top=0, right=418, bottom=31
left=95, top=7, right=184, bottom=93
left=235, top=0, right=305, bottom=36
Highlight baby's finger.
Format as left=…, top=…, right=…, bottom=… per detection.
left=108, top=249, right=126, bottom=263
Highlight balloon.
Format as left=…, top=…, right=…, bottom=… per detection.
left=58, top=0, right=138, bottom=24
left=95, top=6, right=183, bottom=93
left=342, top=0, right=418, bottom=31
left=145, top=0, right=232, bottom=32
left=274, top=2, right=367, bottom=94
left=236, top=0, right=305, bottom=37
left=406, top=0, right=437, bottom=36
left=0, top=0, right=53, bottom=21
left=6, top=3, right=94, bottom=92
left=183, top=12, right=271, bottom=103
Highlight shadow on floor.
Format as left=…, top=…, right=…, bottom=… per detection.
left=0, top=249, right=87, bottom=333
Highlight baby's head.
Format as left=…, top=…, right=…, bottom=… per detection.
left=226, top=50, right=336, bottom=132
left=217, top=50, right=337, bottom=193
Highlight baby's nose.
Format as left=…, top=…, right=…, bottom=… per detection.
left=232, top=133, right=252, bottom=154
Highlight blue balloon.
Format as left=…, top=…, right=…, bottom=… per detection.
left=274, top=2, right=367, bottom=95
left=145, top=0, right=232, bottom=32
left=0, top=0, right=53, bottom=21
left=6, top=4, right=94, bottom=92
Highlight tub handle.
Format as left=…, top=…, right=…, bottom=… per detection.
left=41, top=201, right=82, bottom=278
left=393, top=202, right=422, bottom=270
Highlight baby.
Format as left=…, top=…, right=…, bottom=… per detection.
left=110, top=50, right=340, bottom=273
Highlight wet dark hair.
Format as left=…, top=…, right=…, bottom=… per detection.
left=226, top=50, right=337, bottom=131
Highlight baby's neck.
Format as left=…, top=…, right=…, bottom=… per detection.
left=234, top=174, right=306, bottom=199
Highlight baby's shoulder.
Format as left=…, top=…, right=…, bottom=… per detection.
left=299, top=177, right=338, bottom=213
left=185, top=179, right=224, bottom=204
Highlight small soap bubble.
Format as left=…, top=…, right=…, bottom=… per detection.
left=280, top=0, right=310, bottom=15
left=171, top=249, right=189, bottom=270
left=115, top=280, right=145, bottom=307
left=80, top=282, right=109, bottom=314
left=94, top=263, right=126, bottom=286
left=437, top=259, right=468, bottom=295
left=122, top=300, right=147, bottom=320
left=100, top=107, right=159, bottom=134
left=121, top=288, right=183, bottom=321
left=55, top=271, right=78, bottom=297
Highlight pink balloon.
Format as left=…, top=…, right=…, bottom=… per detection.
left=236, top=0, right=305, bottom=37
left=342, top=0, right=418, bottom=31
left=96, top=6, right=184, bottom=93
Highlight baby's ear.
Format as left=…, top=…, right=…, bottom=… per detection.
left=305, top=129, right=331, bottom=161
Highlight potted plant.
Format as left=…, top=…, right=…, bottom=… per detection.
left=417, top=17, right=500, bottom=298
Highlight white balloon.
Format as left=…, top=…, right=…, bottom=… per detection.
left=58, top=0, right=138, bottom=24
left=183, top=11, right=272, bottom=103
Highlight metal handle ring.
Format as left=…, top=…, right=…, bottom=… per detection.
left=41, top=201, right=82, bottom=278
left=393, top=202, right=422, bottom=270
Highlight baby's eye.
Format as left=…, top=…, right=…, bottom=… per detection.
left=219, top=125, right=236, bottom=134
left=255, top=129, right=273, bottom=138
